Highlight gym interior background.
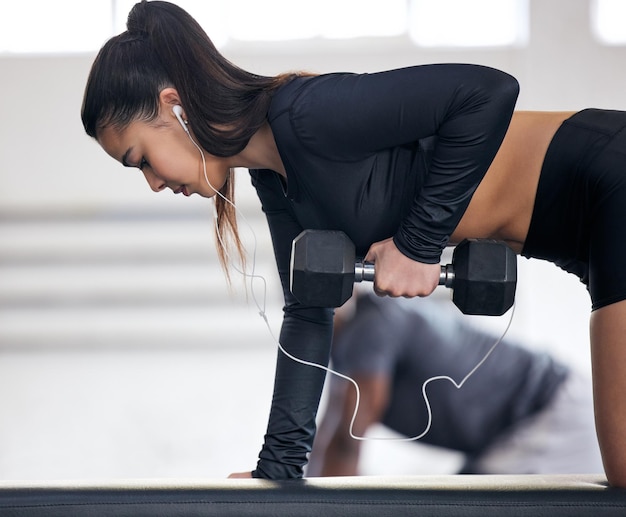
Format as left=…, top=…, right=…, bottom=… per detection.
left=0, top=0, right=624, bottom=480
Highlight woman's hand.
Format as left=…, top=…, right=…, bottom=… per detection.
left=365, top=238, right=440, bottom=298
left=228, top=471, right=253, bottom=479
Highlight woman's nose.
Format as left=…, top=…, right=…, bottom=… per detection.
left=143, top=169, right=166, bottom=193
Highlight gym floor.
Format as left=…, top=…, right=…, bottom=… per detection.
left=0, top=347, right=464, bottom=480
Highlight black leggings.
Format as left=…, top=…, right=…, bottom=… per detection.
left=522, top=109, right=626, bottom=311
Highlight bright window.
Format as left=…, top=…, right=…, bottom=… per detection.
left=409, top=0, right=528, bottom=47
left=591, top=0, right=626, bottom=45
left=228, top=0, right=407, bottom=41
left=0, top=0, right=112, bottom=53
left=0, top=0, right=530, bottom=54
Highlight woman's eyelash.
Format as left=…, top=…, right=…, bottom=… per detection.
left=139, top=158, right=149, bottom=170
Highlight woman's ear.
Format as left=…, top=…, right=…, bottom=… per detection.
left=159, top=87, right=183, bottom=113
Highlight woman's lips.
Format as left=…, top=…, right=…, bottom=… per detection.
left=173, top=186, right=190, bottom=196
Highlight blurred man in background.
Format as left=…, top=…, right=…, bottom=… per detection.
left=308, top=291, right=603, bottom=476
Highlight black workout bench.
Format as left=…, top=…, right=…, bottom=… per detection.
left=1, top=474, right=625, bottom=516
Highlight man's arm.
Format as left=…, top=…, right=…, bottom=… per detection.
left=308, top=373, right=391, bottom=477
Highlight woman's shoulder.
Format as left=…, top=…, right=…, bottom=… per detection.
left=268, top=72, right=355, bottom=119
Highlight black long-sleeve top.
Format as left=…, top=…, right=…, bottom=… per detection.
left=248, top=63, right=519, bottom=479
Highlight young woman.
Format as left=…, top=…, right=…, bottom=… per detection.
left=81, top=1, right=626, bottom=486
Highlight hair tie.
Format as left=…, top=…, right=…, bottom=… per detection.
left=126, top=27, right=148, bottom=40
left=126, top=0, right=150, bottom=38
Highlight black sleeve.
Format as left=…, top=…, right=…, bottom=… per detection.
left=291, top=64, right=519, bottom=262
left=249, top=171, right=334, bottom=479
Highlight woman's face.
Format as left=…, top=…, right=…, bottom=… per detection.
left=97, top=107, right=229, bottom=199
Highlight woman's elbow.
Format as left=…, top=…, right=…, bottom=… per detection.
left=475, top=66, right=519, bottom=115
left=486, top=66, right=519, bottom=97
left=490, top=71, right=519, bottom=115
left=501, top=71, right=520, bottom=98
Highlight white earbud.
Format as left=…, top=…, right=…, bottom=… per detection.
left=173, top=105, right=189, bottom=133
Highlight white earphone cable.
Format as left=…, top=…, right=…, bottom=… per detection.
left=183, top=119, right=515, bottom=443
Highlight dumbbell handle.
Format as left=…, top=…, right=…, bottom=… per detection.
left=355, top=260, right=455, bottom=288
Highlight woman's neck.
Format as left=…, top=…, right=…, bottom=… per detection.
left=233, top=122, right=286, bottom=176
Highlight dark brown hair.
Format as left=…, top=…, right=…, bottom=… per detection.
left=81, top=0, right=296, bottom=280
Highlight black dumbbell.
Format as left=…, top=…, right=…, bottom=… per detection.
left=290, top=229, right=516, bottom=316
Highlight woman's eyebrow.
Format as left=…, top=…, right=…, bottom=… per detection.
left=121, top=148, right=134, bottom=168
